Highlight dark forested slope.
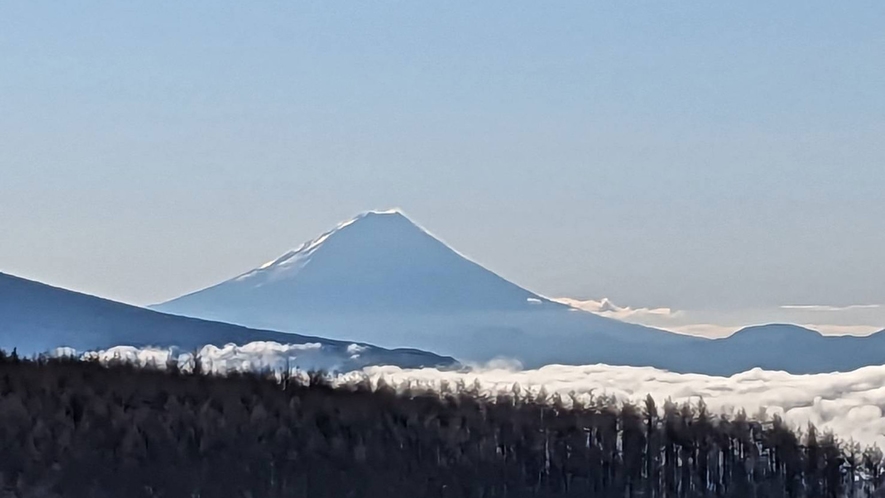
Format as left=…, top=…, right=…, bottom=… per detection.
left=0, top=352, right=881, bottom=498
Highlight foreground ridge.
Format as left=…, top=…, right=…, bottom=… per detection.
left=1, top=351, right=881, bottom=498
left=0, top=271, right=457, bottom=370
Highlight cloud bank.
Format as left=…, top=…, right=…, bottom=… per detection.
left=61, top=341, right=366, bottom=374
left=58, top=342, right=885, bottom=448
left=358, top=363, right=885, bottom=448
left=554, top=297, right=884, bottom=338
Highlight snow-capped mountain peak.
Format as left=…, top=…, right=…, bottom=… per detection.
left=234, top=209, right=445, bottom=285
left=156, top=210, right=554, bottom=319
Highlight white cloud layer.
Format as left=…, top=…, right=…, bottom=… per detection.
left=58, top=342, right=885, bottom=448
left=357, top=363, right=885, bottom=448
left=58, top=341, right=368, bottom=374
left=554, top=297, right=884, bottom=339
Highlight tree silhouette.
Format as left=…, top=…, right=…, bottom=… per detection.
left=0, top=350, right=880, bottom=498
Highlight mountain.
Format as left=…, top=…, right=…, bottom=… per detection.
left=0, top=272, right=456, bottom=370
left=155, top=210, right=885, bottom=375
left=703, top=324, right=885, bottom=374
left=159, top=210, right=560, bottom=315
left=154, top=210, right=695, bottom=366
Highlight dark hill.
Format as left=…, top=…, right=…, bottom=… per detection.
left=0, top=272, right=456, bottom=370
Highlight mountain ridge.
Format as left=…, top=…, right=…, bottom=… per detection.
left=0, top=272, right=457, bottom=370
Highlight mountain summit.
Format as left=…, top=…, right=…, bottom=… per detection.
left=158, top=210, right=559, bottom=319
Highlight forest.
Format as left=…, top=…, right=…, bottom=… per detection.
left=0, top=349, right=883, bottom=498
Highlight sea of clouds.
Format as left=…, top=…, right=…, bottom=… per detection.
left=55, top=341, right=350, bottom=375
left=56, top=342, right=885, bottom=448
left=357, top=363, right=885, bottom=448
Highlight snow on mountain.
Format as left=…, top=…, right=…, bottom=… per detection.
left=159, top=209, right=557, bottom=317
left=0, top=272, right=457, bottom=370
left=153, top=210, right=885, bottom=374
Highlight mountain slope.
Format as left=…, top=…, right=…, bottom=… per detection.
left=154, top=210, right=885, bottom=375
left=0, top=272, right=456, bottom=370
left=159, top=210, right=561, bottom=317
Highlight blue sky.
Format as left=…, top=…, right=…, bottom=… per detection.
left=2, top=2, right=883, bottom=325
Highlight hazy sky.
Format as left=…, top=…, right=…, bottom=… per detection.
left=2, top=2, right=883, bottom=316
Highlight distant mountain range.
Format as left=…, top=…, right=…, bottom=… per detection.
left=153, top=210, right=885, bottom=375
left=0, top=272, right=457, bottom=370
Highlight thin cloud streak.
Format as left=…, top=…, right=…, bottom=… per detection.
left=781, top=304, right=882, bottom=312
left=555, top=297, right=885, bottom=338
left=552, top=297, right=680, bottom=320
